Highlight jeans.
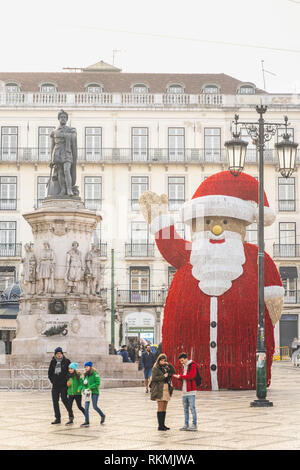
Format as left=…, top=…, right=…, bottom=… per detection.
left=52, top=386, right=73, bottom=420
left=84, top=393, right=105, bottom=423
left=182, top=395, right=197, bottom=427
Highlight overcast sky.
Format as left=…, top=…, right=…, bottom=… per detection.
left=1, top=0, right=300, bottom=93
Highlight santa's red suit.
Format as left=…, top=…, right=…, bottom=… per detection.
left=150, top=172, right=284, bottom=391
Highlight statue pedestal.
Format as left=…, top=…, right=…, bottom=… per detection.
left=12, top=197, right=108, bottom=358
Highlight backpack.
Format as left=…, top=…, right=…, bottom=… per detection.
left=188, top=362, right=202, bottom=386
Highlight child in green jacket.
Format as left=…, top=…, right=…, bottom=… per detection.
left=66, top=363, right=85, bottom=425
left=80, top=361, right=106, bottom=427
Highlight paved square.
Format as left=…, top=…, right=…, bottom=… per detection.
left=0, top=361, right=299, bottom=450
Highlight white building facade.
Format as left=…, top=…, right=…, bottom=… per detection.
left=0, top=61, right=299, bottom=354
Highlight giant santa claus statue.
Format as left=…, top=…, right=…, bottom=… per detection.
left=139, top=171, right=284, bottom=391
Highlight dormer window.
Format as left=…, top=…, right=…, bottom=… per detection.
left=239, top=85, right=255, bottom=95
left=86, top=84, right=102, bottom=93
left=5, top=83, right=20, bottom=93
left=132, top=84, right=148, bottom=94
left=203, top=85, right=219, bottom=94
left=167, top=84, right=184, bottom=94
left=40, top=83, right=57, bottom=93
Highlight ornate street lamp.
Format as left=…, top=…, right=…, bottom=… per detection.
left=225, top=115, right=248, bottom=176
left=275, top=116, right=298, bottom=177
left=226, top=105, right=298, bottom=407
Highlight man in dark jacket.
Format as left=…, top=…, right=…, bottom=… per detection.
left=141, top=345, right=155, bottom=393
left=118, top=345, right=132, bottom=363
left=48, top=347, right=74, bottom=425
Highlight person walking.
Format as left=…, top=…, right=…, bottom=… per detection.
left=173, top=352, right=198, bottom=431
left=48, top=347, right=74, bottom=425
left=118, top=345, right=132, bottom=363
left=66, top=362, right=85, bottom=425
left=80, top=361, right=106, bottom=428
left=141, top=344, right=155, bottom=393
left=150, top=353, right=176, bottom=431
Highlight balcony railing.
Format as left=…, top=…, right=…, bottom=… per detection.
left=284, top=290, right=300, bottom=304
left=2, top=147, right=300, bottom=165
left=0, top=243, right=22, bottom=257
left=0, top=92, right=299, bottom=109
left=278, top=200, right=296, bottom=212
left=273, top=244, right=300, bottom=258
left=95, top=243, right=107, bottom=258
left=0, top=199, right=17, bottom=210
left=116, top=289, right=167, bottom=305
left=125, top=243, right=155, bottom=258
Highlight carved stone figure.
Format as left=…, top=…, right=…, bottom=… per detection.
left=47, top=109, right=78, bottom=198
left=65, top=241, right=84, bottom=294
left=21, top=243, right=37, bottom=295
left=85, top=244, right=102, bottom=295
left=37, top=242, right=55, bottom=294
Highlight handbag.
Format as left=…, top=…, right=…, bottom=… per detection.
left=83, top=389, right=91, bottom=403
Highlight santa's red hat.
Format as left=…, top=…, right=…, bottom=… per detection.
left=180, top=171, right=276, bottom=226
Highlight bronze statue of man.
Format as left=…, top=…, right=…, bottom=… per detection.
left=48, top=110, right=78, bottom=197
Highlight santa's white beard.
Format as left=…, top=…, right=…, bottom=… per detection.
left=190, top=230, right=246, bottom=297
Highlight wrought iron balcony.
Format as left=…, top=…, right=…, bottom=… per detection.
left=273, top=244, right=300, bottom=258
left=116, top=289, right=167, bottom=305
left=125, top=243, right=155, bottom=258
left=0, top=243, right=22, bottom=257
left=0, top=199, right=17, bottom=210
left=284, top=290, right=300, bottom=304
left=278, top=200, right=296, bottom=212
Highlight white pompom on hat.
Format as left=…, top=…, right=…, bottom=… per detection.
left=180, top=171, right=276, bottom=226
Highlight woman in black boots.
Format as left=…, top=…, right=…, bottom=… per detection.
left=150, top=353, right=176, bottom=431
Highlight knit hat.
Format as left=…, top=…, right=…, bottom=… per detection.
left=54, top=347, right=63, bottom=354
left=180, top=171, right=276, bottom=227
left=84, top=361, right=93, bottom=367
left=69, top=362, right=78, bottom=370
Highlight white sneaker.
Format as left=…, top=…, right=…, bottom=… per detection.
left=188, top=425, right=198, bottom=431
left=180, top=425, right=189, bottom=431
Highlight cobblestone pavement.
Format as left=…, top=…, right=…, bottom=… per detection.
left=0, top=361, right=299, bottom=450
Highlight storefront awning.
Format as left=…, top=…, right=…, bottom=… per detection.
left=279, top=266, right=298, bottom=280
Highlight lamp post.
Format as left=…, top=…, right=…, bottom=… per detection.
left=225, top=105, right=298, bottom=407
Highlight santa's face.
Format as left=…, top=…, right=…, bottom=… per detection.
left=190, top=216, right=248, bottom=297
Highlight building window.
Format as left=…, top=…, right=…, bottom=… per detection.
left=132, top=128, right=148, bottom=161
left=5, top=83, right=20, bottom=93
left=278, top=222, right=296, bottom=257
left=37, top=176, right=48, bottom=208
left=0, top=266, right=16, bottom=293
left=40, top=83, right=57, bottom=93
left=131, top=176, right=148, bottom=210
left=245, top=223, right=258, bottom=245
left=0, top=177, right=17, bottom=210
left=278, top=177, right=296, bottom=211
left=168, top=267, right=176, bottom=287
left=132, top=84, right=148, bottom=93
left=168, top=176, right=185, bottom=210
left=168, top=128, right=185, bottom=161
left=241, top=128, right=257, bottom=163
left=129, top=222, right=149, bottom=256
left=0, top=221, right=16, bottom=256
left=204, top=128, right=221, bottom=161
left=167, top=84, right=184, bottom=94
left=1, top=127, right=18, bottom=161
left=38, top=127, right=54, bottom=161
left=203, top=85, right=219, bottom=94
left=239, top=85, right=255, bottom=94
left=85, top=127, right=102, bottom=161
left=86, top=84, right=102, bottom=93
left=84, top=176, right=102, bottom=210
left=130, top=267, right=150, bottom=302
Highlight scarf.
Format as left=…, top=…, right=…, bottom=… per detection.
left=54, top=357, right=63, bottom=375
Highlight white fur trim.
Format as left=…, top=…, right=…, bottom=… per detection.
left=264, top=286, right=285, bottom=300
left=254, top=206, right=276, bottom=227
left=210, top=297, right=219, bottom=391
left=150, top=214, right=175, bottom=234
left=180, top=194, right=276, bottom=226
